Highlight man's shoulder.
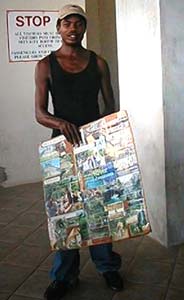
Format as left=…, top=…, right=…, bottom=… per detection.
left=96, top=54, right=106, bottom=64
left=36, top=54, right=50, bottom=67
left=94, top=54, right=108, bottom=74
left=88, top=50, right=107, bottom=67
left=35, top=54, right=52, bottom=76
left=35, top=54, right=52, bottom=80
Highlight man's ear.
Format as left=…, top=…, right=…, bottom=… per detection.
left=56, top=19, right=61, bottom=33
left=56, top=25, right=60, bottom=33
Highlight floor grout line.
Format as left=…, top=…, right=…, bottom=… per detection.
left=160, top=245, right=179, bottom=300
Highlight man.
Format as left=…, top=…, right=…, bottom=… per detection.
left=35, top=4, right=123, bottom=300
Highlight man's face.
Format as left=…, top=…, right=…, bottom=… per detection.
left=57, top=14, right=86, bottom=46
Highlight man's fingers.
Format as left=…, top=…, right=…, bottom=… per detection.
left=62, top=129, right=73, bottom=145
left=71, top=125, right=81, bottom=146
left=62, top=123, right=81, bottom=146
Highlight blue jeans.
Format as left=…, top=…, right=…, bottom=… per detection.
left=50, top=243, right=121, bottom=282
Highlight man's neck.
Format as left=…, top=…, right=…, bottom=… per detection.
left=58, top=44, right=86, bottom=57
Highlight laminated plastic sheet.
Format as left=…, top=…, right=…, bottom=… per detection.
left=39, top=110, right=151, bottom=250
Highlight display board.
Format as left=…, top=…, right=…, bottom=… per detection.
left=39, top=110, right=151, bottom=250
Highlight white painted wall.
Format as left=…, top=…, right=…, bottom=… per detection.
left=0, top=0, right=85, bottom=187
left=160, top=0, right=184, bottom=246
left=115, top=0, right=167, bottom=245
left=86, top=0, right=119, bottom=111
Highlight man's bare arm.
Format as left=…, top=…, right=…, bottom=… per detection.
left=97, top=56, right=117, bottom=116
left=35, top=58, right=81, bottom=145
left=35, top=57, right=59, bottom=128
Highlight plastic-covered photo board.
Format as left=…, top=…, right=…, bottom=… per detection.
left=39, top=110, right=151, bottom=250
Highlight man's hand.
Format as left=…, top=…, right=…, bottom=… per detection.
left=59, top=120, right=81, bottom=146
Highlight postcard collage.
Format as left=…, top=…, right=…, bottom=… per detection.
left=39, top=110, right=151, bottom=250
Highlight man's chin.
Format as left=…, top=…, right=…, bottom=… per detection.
left=65, top=40, right=81, bottom=47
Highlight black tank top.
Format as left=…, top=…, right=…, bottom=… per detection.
left=48, top=51, right=101, bottom=137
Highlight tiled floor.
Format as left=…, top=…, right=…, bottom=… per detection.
left=0, top=182, right=184, bottom=300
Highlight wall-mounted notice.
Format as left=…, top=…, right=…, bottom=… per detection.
left=7, top=10, right=61, bottom=62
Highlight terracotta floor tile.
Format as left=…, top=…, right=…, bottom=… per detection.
left=166, top=287, right=184, bottom=300
left=3, top=244, right=50, bottom=267
left=9, top=296, right=40, bottom=300
left=126, top=258, right=172, bottom=287
left=0, top=189, right=18, bottom=202
left=15, top=270, right=50, bottom=299
left=80, top=247, right=90, bottom=269
left=28, top=201, right=45, bottom=213
left=0, top=225, right=35, bottom=244
left=0, top=292, right=12, bottom=300
left=10, top=212, right=46, bottom=228
left=113, top=236, right=143, bottom=258
left=170, top=263, right=184, bottom=289
left=113, top=283, right=166, bottom=300
left=38, top=248, right=90, bottom=273
left=1, top=182, right=184, bottom=300
left=2, top=182, right=42, bottom=197
left=80, top=259, right=99, bottom=278
left=38, top=251, right=54, bottom=271
left=0, top=194, right=37, bottom=211
left=136, top=236, right=179, bottom=263
left=0, top=241, right=18, bottom=260
left=176, top=244, right=184, bottom=264
left=23, top=227, right=50, bottom=248
left=119, top=256, right=133, bottom=275
left=0, top=208, right=21, bottom=225
left=0, top=263, right=32, bottom=292
left=64, top=276, right=114, bottom=300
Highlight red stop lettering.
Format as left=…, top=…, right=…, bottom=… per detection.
left=32, top=16, right=42, bottom=26
left=43, top=16, right=51, bottom=26
left=16, top=15, right=51, bottom=27
left=16, top=16, right=24, bottom=26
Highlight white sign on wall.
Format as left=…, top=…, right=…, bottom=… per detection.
left=7, top=10, right=62, bottom=62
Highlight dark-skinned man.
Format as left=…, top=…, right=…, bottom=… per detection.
left=35, top=4, right=123, bottom=300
